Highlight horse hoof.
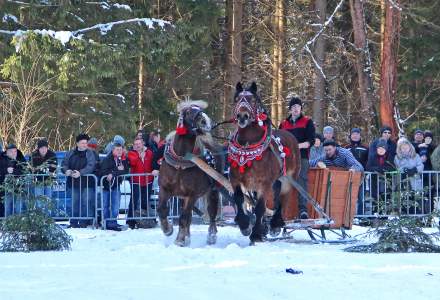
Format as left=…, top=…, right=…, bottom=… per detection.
left=207, top=233, right=217, bottom=245
left=174, top=236, right=191, bottom=247
left=269, top=227, right=281, bottom=237
left=240, top=227, right=252, bottom=236
left=161, top=223, right=173, bottom=236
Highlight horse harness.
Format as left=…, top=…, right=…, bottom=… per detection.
left=164, top=135, right=216, bottom=171
left=228, top=124, right=291, bottom=175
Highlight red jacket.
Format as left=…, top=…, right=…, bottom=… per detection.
left=127, top=149, right=154, bottom=186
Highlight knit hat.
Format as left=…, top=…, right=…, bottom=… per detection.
left=288, top=97, right=302, bottom=109
left=315, top=133, right=324, bottom=142
left=380, top=126, right=392, bottom=134
left=414, top=128, right=424, bottom=135
left=424, top=130, right=433, bottom=139
left=323, top=139, right=337, bottom=147
left=37, top=139, right=48, bottom=149
left=351, top=128, right=361, bottom=134
left=323, top=126, right=334, bottom=135
left=376, top=139, right=388, bottom=151
left=76, top=133, right=90, bottom=143
left=87, top=137, right=98, bottom=149
left=6, top=143, right=17, bottom=150
left=113, top=135, right=125, bottom=147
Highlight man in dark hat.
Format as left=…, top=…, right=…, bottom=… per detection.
left=344, top=128, right=369, bottom=168
left=0, top=143, right=27, bottom=216
left=31, top=139, right=57, bottom=213
left=368, top=125, right=397, bottom=163
left=279, top=96, right=316, bottom=219
left=62, top=133, right=97, bottom=227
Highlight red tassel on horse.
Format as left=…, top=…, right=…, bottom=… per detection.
left=176, top=125, right=188, bottom=135
left=239, top=165, right=245, bottom=174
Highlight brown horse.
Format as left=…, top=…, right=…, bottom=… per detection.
left=158, top=101, right=224, bottom=247
left=228, top=82, right=301, bottom=244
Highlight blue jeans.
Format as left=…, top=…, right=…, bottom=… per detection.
left=4, top=193, right=26, bottom=217
left=67, top=187, right=95, bottom=226
left=102, top=189, right=120, bottom=228
left=33, top=186, right=54, bottom=214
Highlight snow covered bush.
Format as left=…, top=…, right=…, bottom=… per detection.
left=0, top=166, right=72, bottom=252
left=345, top=216, right=440, bottom=253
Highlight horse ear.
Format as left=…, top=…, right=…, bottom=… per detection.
left=236, top=82, right=243, bottom=93
left=249, top=82, right=257, bottom=95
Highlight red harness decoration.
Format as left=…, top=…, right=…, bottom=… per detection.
left=228, top=126, right=291, bottom=175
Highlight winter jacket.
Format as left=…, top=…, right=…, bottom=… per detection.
left=413, top=142, right=435, bottom=171
left=394, top=153, right=424, bottom=191
left=279, top=114, right=315, bottom=159
left=369, top=138, right=397, bottom=163
left=344, top=140, right=369, bottom=168
left=310, top=147, right=364, bottom=172
left=0, top=149, right=26, bottom=184
left=62, top=148, right=97, bottom=188
left=127, top=148, right=156, bottom=186
left=99, top=152, right=129, bottom=190
left=431, top=145, right=440, bottom=171
left=31, top=149, right=57, bottom=182
left=309, top=146, right=324, bottom=162
left=366, top=152, right=395, bottom=174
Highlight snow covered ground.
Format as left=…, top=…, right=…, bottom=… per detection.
left=0, top=225, right=439, bottom=300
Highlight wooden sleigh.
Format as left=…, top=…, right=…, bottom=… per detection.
left=185, top=154, right=361, bottom=244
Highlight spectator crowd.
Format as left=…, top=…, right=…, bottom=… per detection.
left=1, top=96, right=440, bottom=225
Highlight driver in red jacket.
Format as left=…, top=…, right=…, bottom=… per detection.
left=127, top=137, right=160, bottom=229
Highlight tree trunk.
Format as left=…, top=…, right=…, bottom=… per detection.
left=138, top=54, right=145, bottom=129
left=271, top=0, right=286, bottom=126
left=312, top=0, right=327, bottom=132
left=349, top=0, right=376, bottom=138
left=223, top=0, right=243, bottom=120
left=379, top=0, right=401, bottom=137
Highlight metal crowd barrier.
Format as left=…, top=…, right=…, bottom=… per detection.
left=0, top=173, right=99, bottom=226
left=98, top=173, right=208, bottom=229
left=2, top=171, right=439, bottom=227
left=356, top=171, right=440, bottom=218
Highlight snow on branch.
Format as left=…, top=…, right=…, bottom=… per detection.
left=85, top=2, right=132, bottom=11
left=0, top=18, right=171, bottom=46
left=300, top=0, right=345, bottom=79
left=387, top=0, right=403, bottom=11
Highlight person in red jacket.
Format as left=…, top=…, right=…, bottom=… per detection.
left=127, top=137, right=159, bottom=229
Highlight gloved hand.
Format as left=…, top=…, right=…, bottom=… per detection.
left=406, top=167, right=418, bottom=177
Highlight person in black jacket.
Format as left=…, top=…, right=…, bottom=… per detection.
left=62, top=133, right=97, bottom=228
left=365, top=139, right=395, bottom=214
left=345, top=128, right=369, bottom=169
left=31, top=139, right=57, bottom=212
left=99, top=142, right=129, bottom=231
left=368, top=125, right=397, bottom=163
left=279, top=96, right=316, bottom=219
left=0, top=144, right=27, bottom=216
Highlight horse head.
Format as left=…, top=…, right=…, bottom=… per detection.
left=176, top=100, right=212, bottom=136
left=233, top=82, right=267, bottom=129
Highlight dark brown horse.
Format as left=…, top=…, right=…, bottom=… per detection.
left=228, top=82, right=301, bottom=244
left=158, top=101, right=224, bottom=246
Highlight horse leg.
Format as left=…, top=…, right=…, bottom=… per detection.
left=233, top=187, right=251, bottom=236
left=269, top=180, right=285, bottom=237
left=175, top=197, right=193, bottom=247
left=207, top=190, right=219, bottom=245
left=249, top=197, right=266, bottom=244
left=157, top=188, right=173, bottom=236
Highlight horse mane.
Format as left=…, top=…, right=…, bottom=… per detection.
left=166, top=130, right=215, bottom=154
left=177, top=100, right=208, bottom=113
